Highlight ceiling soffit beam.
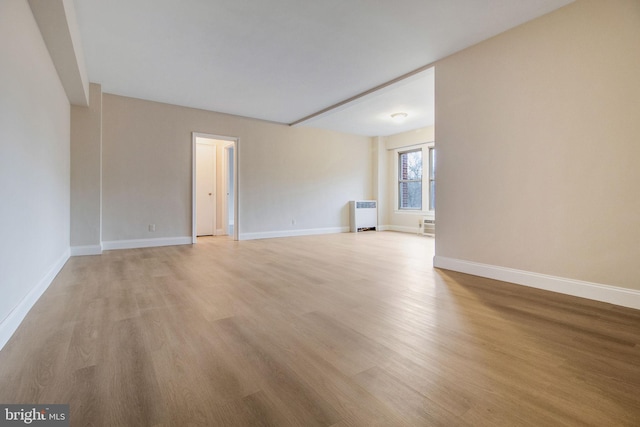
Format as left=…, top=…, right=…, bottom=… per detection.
left=289, top=61, right=436, bottom=127
left=28, top=0, right=89, bottom=106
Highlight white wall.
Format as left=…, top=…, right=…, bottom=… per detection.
left=435, top=0, right=640, bottom=298
left=101, top=94, right=373, bottom=243
left=0, top=0, right=70, bottom=344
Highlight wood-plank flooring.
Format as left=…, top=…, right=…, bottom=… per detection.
left=0, top=232, right=639, bottom=426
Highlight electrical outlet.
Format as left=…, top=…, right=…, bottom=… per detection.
left=291, top=219, right=296, bottom=225
left=149, top=224, right=156, bottom=232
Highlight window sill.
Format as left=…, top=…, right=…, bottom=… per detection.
left=394, top=210, right=434, bottom=216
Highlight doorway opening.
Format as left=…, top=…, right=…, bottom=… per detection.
left=192, top=132, right=238, bottom=242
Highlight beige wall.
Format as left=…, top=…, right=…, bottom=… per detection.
left=0, top=1, right=70, bottom=326
left=435, top=0, right=640, bottom=290
left=71, top=83, right=102, bottom=249
left=385, top=127, right=435, bottom=151
left=101, top=94, right=373, bottom=242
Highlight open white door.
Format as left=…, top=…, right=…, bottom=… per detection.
left=224, top=144, right=234, bottom=236
left=192, top=132, right=239, bottom=243
left=196, top=143, right=216, bottom=236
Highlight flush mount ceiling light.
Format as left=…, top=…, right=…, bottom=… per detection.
left=390, top=112, right=408, bottom=121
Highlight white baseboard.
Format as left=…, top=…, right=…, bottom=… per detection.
left=70, top=244, right=103, bottom=256
left=379, top=225, right=435, bottom=235
left=353, top=226, right=429, bottom=235
left=388, top=225, right=421, bottom=234
left=433, top=256, right=640, bottom=310
left=102, top=236, right=192, bottom=250
left=239, top=226, right=349, bottom=241
left=0, top=248, right=70, bottom=351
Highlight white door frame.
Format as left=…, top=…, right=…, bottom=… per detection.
left=192, top=132, right=239, bottom=243
left=221, top=143, right=233, bottom=236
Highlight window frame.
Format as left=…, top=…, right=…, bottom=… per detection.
left=428, top=146, right=436, bottom=211
left=397, top=148, right=423, bottom=211
left=394, top=142, right=435, bottom=214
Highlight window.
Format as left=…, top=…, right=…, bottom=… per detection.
left=398, top=149, right=422, bottom=210
left=428, top=146, right=435, bottom=211
left=395, top=144, right=435, bottom=212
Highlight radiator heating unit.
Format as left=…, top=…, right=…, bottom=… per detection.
left=350, top=200, right=377, bottom=232
left=421, top=217, right=435, bottom=236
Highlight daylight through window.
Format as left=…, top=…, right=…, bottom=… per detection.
left=398, top=149, right=422, bottom=210
left=428, top=146, right=435, bottom=211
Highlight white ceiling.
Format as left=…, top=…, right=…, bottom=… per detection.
left=72, top=0, right=573, bottom=134
left=296, top=67, right=435, bottom=137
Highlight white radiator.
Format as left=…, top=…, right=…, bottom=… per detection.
left=421, top=217, right=435, bottom=235
left=350, top=200, right=377, bottom=232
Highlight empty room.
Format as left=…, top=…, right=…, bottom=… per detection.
left=1, top=0, right=639, bottom=425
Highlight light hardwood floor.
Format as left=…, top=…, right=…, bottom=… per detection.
left=0, top=232, right=638, bottom=426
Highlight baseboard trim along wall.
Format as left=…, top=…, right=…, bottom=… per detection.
left=0, top=249, right=70, bottom=351
left=102, top=236, right=192, bottom=250
left=239, top=226, right=349, bottom=241
left=433, top=256, right=640, bottom=311
left=387, top=225, right=420, bottom=234
left=70, top=244, right=103, bottom=256
left=379, top=225, right=435, bottom=235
